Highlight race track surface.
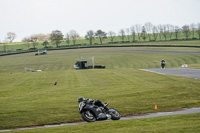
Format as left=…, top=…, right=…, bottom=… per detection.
left=141, top=68, right=200, bottom=79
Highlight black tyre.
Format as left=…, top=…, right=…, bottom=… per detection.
left=109, top=109, right=120, bottom=120
left=81, top=111, right=96, bottom=122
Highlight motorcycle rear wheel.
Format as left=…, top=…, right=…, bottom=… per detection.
left=81, top=111, right=96, bottom=122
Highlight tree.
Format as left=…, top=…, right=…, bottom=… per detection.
left=22, top=37, right=30, bottom=42
left=22, top=34, right=50, bottom=42
left=190, top=23, right=196, bottom=39
left=157, top=25, right=163, bottom=41
left=135, top=24, right=142, bottom=41
left=174, top=26, right=181, bottom=40
left=7, top=32, right=16, bottom=42
left=69, top=30, right=79, bottom=45
left=141, top=26, right=147, bottom=41
left=42, top=40, right=49, bottom=48
left=145, top=22, right=153, bottom=41
left=30, top=35, right=38, bottom=49
left=130, top=26, right=136, bottom=42
left=85, top=30, right=95, bottom=45
left=2, top=43, right=7, bottom=53
left=162, top=25, right=169, bottom=41
left=65, top=33, right=70, bottom=46
left=108, top=31, right=116, bottom=43
left=126, top=28, right=130, bottom=42
left=182, top=25, right=191, bottom=39
left=168, top=24, right=174, bottom=40
left=22, top=37, right=31, bottom=48
left=196, top=23, right=200, bottom=39
left=50, top=30, right=63, bottom=47
left=2, top=38, right=8, bottom=53
left=152, top=26, right=158, bottom=41
left=95, top=30, right=107, bottom=44
left=30, top=34, right=50, bottom=42
left=118, top=29, right=125, bottom=42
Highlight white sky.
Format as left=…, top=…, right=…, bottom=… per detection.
left=0, top=0, right=200, bottom=42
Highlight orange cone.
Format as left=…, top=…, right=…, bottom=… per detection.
left=155, top=105, right=157, bottom=109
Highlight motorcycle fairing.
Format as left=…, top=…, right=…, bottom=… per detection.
left=108, top=108, right=117, bottom=112
left=96, top=113, right=107, bottom=120
left=80, top=104, right=107, bottom=120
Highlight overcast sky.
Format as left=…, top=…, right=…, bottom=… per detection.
left=0, top=0, right=200, bottom=42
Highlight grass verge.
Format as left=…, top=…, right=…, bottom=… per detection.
left=6, top=113, right=200, bottom=133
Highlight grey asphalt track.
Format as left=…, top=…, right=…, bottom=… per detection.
left=141, top=68, right=200, bottom=79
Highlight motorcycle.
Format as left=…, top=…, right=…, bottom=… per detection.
left=78, top=99, right=120, bottom=122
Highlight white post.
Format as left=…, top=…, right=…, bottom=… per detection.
left=92, top=56, right=94, bottom=69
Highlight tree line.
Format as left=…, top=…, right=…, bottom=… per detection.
left=1, top=22, right=200, bottom=48
left=49, top=23, right=200, bottom=48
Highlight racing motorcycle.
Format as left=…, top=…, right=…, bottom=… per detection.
left=78, top=97, right=120, bottom=122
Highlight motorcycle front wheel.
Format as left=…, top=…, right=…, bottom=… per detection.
left=109, top=108, right=121, bottom=120
left=81, top=110, right=96, bottom=122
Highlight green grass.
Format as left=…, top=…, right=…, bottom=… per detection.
left=0, top=47, right=200, bottom=130
left=0, top=47, right=200, bottom=72
left=6, top=113, right=200, bottom=133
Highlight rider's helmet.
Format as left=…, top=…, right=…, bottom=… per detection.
left=78, top=97, right=85, bottom=103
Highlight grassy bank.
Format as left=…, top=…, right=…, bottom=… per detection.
left=0, top=47, right=200, bottom=129
left=6, top=113, right=200, bottom=133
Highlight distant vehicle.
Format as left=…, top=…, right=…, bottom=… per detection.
left=35, top=50, right=47, bottom=56
left=78, top=97, right=120, bottom=122
left=73, top=61, right=105, bottom=69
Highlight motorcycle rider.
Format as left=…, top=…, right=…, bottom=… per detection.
left=78, top=97, right=85, bottom=103
left=161, top=59, right=166, bottom=69
left=78, top=97, right=120, bottom=122
left=78, top=97, right=108, bottom=110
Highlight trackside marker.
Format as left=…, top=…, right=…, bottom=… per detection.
left=155, top=105, right=157, bottom=109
